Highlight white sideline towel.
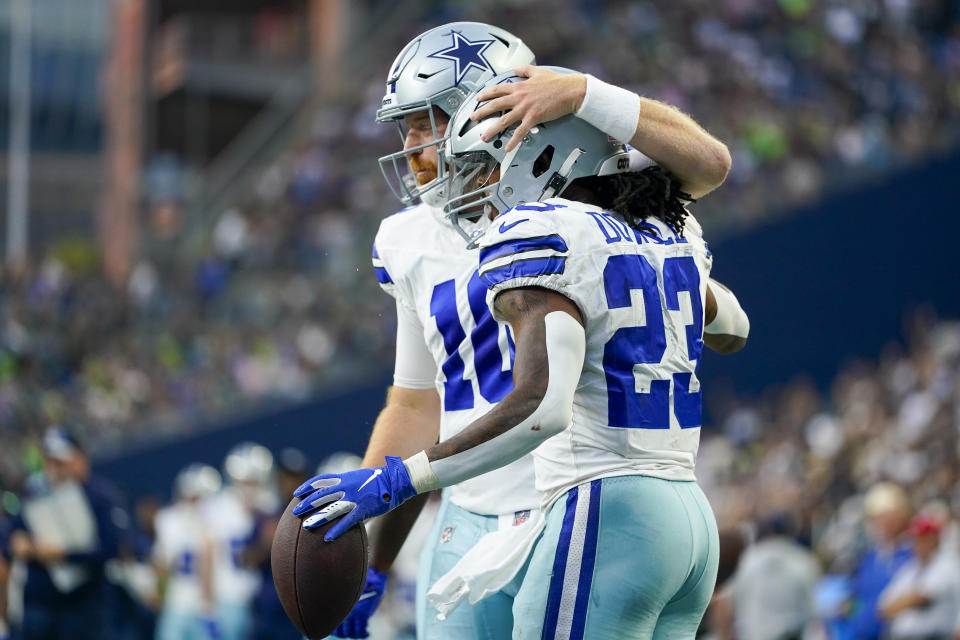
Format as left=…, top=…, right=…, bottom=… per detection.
left=427, top=508, right=545, bottom=618
left=22, top=481, right=98, bottom=593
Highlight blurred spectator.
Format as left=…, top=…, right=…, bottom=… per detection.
left=879, top=509, right=960, bottom=640
left=108, top=495, right=159, bottom=640
left=4, top=427, right=123, bottom=640
left=731, top=515, right=820, bottom=640
left=839, top=482, right=916, bottom=640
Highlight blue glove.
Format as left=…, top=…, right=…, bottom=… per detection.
left=292, top=456, right=417, bottom=540
left=331, top=567, right=389, bottom=638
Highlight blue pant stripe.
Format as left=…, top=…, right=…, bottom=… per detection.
left=542, top=487, right=579, bottom=640
left=570, top=480, right=603, bottom=638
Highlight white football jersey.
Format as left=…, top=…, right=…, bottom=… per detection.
left=152, top=503, right=211, bottom=613
left=476, top=198, right=713, bottom=506
left=373, top=204, right=539, bottom=516
left=202, top=488, right=260, bottom=604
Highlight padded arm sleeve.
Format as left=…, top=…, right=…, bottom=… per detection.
left=403, top=312, right=585, bottom=493
left=705, top=278, right=749, bottom=338
left=393, top=300, right=437, bottom=390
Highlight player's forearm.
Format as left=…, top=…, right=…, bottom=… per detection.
left=424, top=290, right=557, bottom=466
left=629, top=97, right=730, bottom=199
left=200, top=539, right=215, bottom=612
left=573, top=74, right=729, bottom=198
left=407, top=376, right=551, bottom=492
left=366, top=492, right=431, bottom=573
left=404, top=292, right=585, bottom=494
left=361, top=387, right=440, bottom=467
left=880, top=591, right=932, bottom=618
left=426, top=381, right=545, bottom=468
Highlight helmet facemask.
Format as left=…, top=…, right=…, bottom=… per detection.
left=375, top=23, right=536, bottom=209
left=443, top=149, right=505, bottom=246
left=377, top=95, right=461, bottom=208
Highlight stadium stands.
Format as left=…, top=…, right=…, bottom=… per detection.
left=3, top=0, right=958, bottom=491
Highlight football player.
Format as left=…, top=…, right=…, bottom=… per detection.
left=328, top=22, right=733, bottom=640
left=205, top=443, right=277, bottom=640
left=153, top=464, right=221, bottom=640
left=296, top=68, right=750, bottom=639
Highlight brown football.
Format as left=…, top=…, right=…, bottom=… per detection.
left=271, top=498, right=368, bottom=639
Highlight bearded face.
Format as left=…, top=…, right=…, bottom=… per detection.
left=403, top=108, right=448, bottom=185
left=408, top=154, right=438, bottom=186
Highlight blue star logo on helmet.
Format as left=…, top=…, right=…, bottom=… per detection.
left=428, top=31, right=496, bottom=85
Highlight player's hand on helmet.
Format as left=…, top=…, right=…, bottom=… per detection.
left=293, top=457, right=417, bottom=541
left=470, top=65, right=587, bottom=152
left=331, top=567, right=389, bottom=638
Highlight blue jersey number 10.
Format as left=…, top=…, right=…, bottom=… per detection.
left=602, top=254, right=703, bottom=429
left=430, top=270, right=514, bottom=411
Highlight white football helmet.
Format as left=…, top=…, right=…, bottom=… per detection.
left=443, top=68, right=631, bottom=245
left=223, top=442, right=274, bottom=485
left=376, top=22, right=535, bottom=208
left=315, top=451, right=362, bottom=476
left=175, top=463, right=222, bottom=501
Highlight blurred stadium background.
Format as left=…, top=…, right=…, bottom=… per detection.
left=1, top=0, right=959, bottom=638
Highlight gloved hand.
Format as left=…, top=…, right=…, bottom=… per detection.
left=331, top=567, right=389, bottom=638
left=293, top=456, right=417, bottom=540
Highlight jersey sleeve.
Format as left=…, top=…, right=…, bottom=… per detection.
left=476, top=204, right=585, bottom=320
left=393, top=298, right=437, bottom=389
left=373, top=213, right=423, bottom=311
left=683, top=212, right=713, bottom=279
left=371, top=238, right=397, bottom=298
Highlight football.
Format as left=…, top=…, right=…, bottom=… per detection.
left=271, top=498, right=369, bottom=639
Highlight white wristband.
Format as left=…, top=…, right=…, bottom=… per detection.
left=575, top=74, right=641, bottom=144
left=403, top=450, right=439, bottom=494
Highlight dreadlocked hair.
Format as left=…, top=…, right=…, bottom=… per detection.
left=565, top=165, right=694, bottom=237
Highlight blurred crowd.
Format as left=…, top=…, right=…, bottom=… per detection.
left=415, top=0, right=960, bottom=227
left=0, top=181, right=392, bottom=488
left=3, top=0, right=959, bottom=487
left=698, top=314, right=960, bottom=639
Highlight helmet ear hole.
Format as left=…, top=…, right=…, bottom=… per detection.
left=532, top=145, right=555, bottom=178
left=459, top=114, right=484, bottom=138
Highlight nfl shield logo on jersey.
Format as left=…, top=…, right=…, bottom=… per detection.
left=440, top=525, right=455, bottom=544
left=513, top=510, right=530, bottom=526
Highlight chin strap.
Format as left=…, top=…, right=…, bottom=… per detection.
left=450, top=205, right=494, bottom=249
left=539, top=147, right=585, bottom=200
left=420, top=181, right=448, bottom=208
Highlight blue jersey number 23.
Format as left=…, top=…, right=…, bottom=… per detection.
left=603, top=254, right=703, bottom=429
